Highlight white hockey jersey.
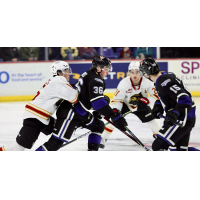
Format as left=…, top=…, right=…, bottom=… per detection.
left=110, top=76, right=159, bottom=112
left=23, top=76, right=78, bottom=125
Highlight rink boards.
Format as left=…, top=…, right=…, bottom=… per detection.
left=0, top=59, right=200, bottom=102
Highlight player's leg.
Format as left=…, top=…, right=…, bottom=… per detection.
left=41, top=116, right=56, bottom=136
left=100, top=103, right=130, bottom=149
left=175, top=118, right=199, bottom=151
left=36, top=101, right=82, bottom=151
left=153, top=117, right=195, bottom=151
left=1, top=118, right=45, bottom=151
left=133, top=106, right=161, bottom=138
left=82, top=118, right=105, bottom=151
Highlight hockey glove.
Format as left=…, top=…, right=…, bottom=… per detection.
left=152, top=100, right=164, bottom=119
left=129, top=92, right=143, bottom=105
left=110, top=109, right=128, bottom=132
left=137, top=97, right=150, bottom=111
left=164, top=110, right=180, bottom=127
left=104, top=95, right=110, bottom=104
left=93, top=111, right=102, bottom=119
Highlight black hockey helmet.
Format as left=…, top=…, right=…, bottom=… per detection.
left=92, top=56, right=113, bottom=71
left=139, top=57, right=160, bottom=75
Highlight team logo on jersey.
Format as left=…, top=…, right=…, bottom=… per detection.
left=126, top=89, right=132, bottom=93
left=95, top=78, right=103, bottom=84
left=100, top=56, right=105, bottom=60
left=161, top=79, right=171, bottom=86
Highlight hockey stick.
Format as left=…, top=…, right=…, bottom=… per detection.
left=124, top=126, right=151, bottom=151
left=104, top=111, right=132, bottom=126
left=61, top=111, right=132, bottom=148
left=104, top=117, right=151, bottom=151
left=157, top=114, right=184, bottom=128
left=61, top=130, right=92, bottom=148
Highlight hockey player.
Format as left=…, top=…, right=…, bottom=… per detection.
left=100, top=61, right=161, bottom=148
left=35, top=56, right=128, bottom=151
left=0, top=61, right=78, bottom=151
left=139, top=57, right=198, bottom=151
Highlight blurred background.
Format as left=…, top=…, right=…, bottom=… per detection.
left=0, top=47, right=200, bottom=102
left=1, top=47, right=200, bottom=62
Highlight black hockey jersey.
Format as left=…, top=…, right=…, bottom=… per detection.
left=155, top=72, right=196, bottom=121
left=74, top=70, right=115, bottom=119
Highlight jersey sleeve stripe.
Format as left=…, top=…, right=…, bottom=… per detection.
left=152, top=94, right=159, bottom=100
left=91, top=98, right=108, bottom=110
left=66, top=84, right=74, bottom=89
left=27, top=102, right=52, bottom=115
left=177, top=93, right=189, bottom=100
left=177, top=95, right=192, bottom=106
left=68, top=92, right=78, bottom=104
left=25, top=104, right=50, bottom=120
left=90, top=95, right=104, bottom=102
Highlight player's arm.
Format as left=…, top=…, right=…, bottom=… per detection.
left=110, top=82, right=126, bottom=111
left=56, top=82, right=78, bottom=104
left=147, top=82, right=160, bottom=109
left=160, top=77, right=192, bottom=126
left=90, top=81, right=127, bottom=131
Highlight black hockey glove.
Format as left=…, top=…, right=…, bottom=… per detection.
left=129, top=92, right=143, bottom=105
left=152, top=100, right=164, bottom=119
left=137, top=97, right=150, bottom=111
left=104, top=95, right=110, bottom=104
left=164, top=110, right=180, bottom=127
left=93, top=111, right=102, bottom=119
left=110, top=109, right=127, bottom=132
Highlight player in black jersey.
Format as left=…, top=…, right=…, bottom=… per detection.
left=139, top=57, right=198, bottom=151
left=35, top=56, right=128, bottom=151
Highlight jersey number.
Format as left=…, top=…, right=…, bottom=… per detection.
left=93, top=86, right=103, bottom=94
left=75, top=78, right=83, bottom=93
left=170, top=84, right=181, bottom=94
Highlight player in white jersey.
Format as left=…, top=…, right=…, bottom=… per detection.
left=0, top=61, right=78, bottom=151
left=100, top=61, right=161, bottom=149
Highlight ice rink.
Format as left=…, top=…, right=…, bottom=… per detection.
left=0, top=97, right=200, bottom=151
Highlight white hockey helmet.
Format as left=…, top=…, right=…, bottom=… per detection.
left=51, top=61, right=72, bottom=76
left=128, top=61, right=143, bottom=76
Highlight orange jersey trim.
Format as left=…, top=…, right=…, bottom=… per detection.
left=66, top=84, right=74, bottom=89
left=25, top=104, right=50, bottom=119
left=27, top=103, right=52, bottom=115
left=68, top=92, right=78, bottom=104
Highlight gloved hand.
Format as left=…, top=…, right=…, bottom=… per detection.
left=137, top=97, right=150, bottom=111
left=104, top=95, right=110, bottom=104
left=93, top=111, right=102, bottom=119
left=164, top=110, right=180, bottom=127
left=129, top=92, right=143, bottom=105
left=110, top=109, right=128, bottom=132
left=152, top=100, right=164, bottom=119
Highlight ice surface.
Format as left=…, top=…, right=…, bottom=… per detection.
left=0, top=98, right=200, bottom=151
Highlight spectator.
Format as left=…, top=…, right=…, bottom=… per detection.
left=78, top=47, right=98, bottom=59
left=49, top=47, right=61, bottom=60
left=20, top=47, right=39, bottom=61
left=60, top=47, right=79, bottom=60
left=119, top=47, right=132, bottom=59
left=134, top=47, right=154, bottom=59
left=38, top=47, right=62, bottom=61
left=0, top=47, right=19, bottom=62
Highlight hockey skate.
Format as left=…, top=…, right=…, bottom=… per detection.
left=99, top=138, right=107, bottom=149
